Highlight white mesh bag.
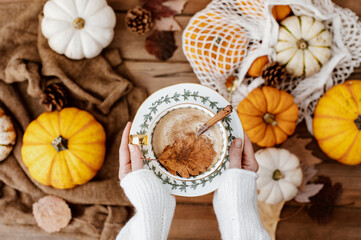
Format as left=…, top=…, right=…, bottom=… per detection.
left=183, top=0, right=361, bottom=133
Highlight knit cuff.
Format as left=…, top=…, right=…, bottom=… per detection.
left=120, top=169, right=172, bottom=208
left=222, top=168, right=258, bottom=179
left=214, top=167, right=258, bottom=208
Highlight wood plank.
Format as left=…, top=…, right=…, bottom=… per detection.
left=175, top=162, right=361, bottom=207
left=109, top=0, right=361, bottom=17
left=277, top=206, right=361, bottom=240
left=169, top=204, right=221, bottom=240
left=111, top=14, right=189, bottom=62
left=333, top=0, right=361, bottom=17
left=108, top=0, right=211, bottom=14
left=170, top=204, right=361, bottom=240
left=176, top=193, right=214, bottom=204
left=123, top=61, right=199, bottom=94
left=0, top=0, right=359, bottom=17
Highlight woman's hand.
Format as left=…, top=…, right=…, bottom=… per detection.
left=229, top=133, right=258, bottom=172
left=119, top=122, right=143, bottom=181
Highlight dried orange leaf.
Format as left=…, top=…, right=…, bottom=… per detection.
left=158, top=132, right=216, bottom=178
left=281, top=134, right=323, bottom=167
left=225, top=76, right=236, bottom=89
left=258, top=200, right=285, bottom=240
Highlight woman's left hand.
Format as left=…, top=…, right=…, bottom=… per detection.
left=119, top=122, right=143, bottom=181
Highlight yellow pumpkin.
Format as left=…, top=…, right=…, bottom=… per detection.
left=237, top=87, right=298, bottom=147
left=313, top=80, right=361, bottom=165
left=21, top=108, right=106, bottom=189
left=183, top=11, right=248, bottom=74
left=247, top=55, right=269, bottom=77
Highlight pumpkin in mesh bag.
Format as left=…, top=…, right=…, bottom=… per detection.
left=234, top=0, right=265, bottom=17
left=183, top=11, right=248, bottom=74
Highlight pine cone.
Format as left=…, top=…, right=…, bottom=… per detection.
left=262, top=62, right=287, bottom=87
left=126, top=6, right=153, bottom=34
left=41, top=83, right=67, bottom=111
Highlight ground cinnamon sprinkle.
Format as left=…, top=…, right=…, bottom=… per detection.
left=158, top=132, right=216, bottom=178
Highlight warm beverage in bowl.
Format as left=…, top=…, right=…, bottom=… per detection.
left=130, top=103, right=228, bottom=180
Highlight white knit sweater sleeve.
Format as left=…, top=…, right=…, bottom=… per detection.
left=213, top=168, right=270, bottom=240
left=116, top=169, right=176, bottom=240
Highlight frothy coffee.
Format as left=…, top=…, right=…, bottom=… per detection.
left=152, top=107, right=223, bottom=167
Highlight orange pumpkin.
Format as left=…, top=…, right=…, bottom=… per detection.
left=247, top=55, right=269, bottom=77
left=235, top=1, right=291, bottom=20
left=272, top=5, right=292, bottom=21
left=183, top=11, right=248, bottom=74
left=313, top=80, right=361, bottom=165
left=235, top=0, right=265, bottom=17
left=237, top=87, right=298, bottom=147
left=21, top=107, right=106, bottom=189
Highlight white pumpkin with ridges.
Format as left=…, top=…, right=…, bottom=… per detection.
left=0, top=108, right=16, bottom=161
left=41, top=0, right=116, bottom=60
left=275, top=15, right=332, bottom=77
left=255, top=148, right=303, bottom=204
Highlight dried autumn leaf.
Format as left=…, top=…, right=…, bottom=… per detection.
left=299, top=165, right=318, bottom=191
left=162, top=0, right=188, bottom=13
left=225, top=75, right=236, bottom=89
left=258, top=201, right=285, bottom=240
left=158, top=132, right=216, bottom=178
left=154, top=17, right=182, bottom=31
left=295, top=183, right=324, bottom=203
left=281, top=134, right=323, bottom=167
left=33, top=196, right=71, bottom=233
left=145, top=30, right=177, bottom=61
left=141, top=0, right=177, bottom=19
left=307, top=176, right=343, bottom=224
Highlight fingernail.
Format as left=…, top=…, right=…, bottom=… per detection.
left=128, top=144, right=136, bottom=153
left=235, top=138, right=242, bottom=148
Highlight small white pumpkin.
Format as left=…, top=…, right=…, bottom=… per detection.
left=0, top=107, right=16, bottom=162
left=41, top=0, right=116, bottom=60
left=275, top=15, right=332, bottom=77
left=255, top=148, right=303, bottom=204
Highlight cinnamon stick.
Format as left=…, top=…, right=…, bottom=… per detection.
left=197, top=105, right=233, bottom=136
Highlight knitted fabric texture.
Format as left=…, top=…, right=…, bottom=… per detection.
left=116, top=169, right=176, bottom=240
left=183, top=0, right=361, bottom=134
left=117, top=168, right=269, bottom=240
left=213, top=168, right=270, bottom=240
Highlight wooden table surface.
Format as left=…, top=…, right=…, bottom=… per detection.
left=2, top=0, right=361, bottom=239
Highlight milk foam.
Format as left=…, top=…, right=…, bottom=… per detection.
left=152, top=107, right=223, bottom=167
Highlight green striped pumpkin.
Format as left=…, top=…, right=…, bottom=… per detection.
left=275, top=15, right=332, bottom=77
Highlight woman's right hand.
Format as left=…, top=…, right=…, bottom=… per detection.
left=228, top=133, right=258, bottom=173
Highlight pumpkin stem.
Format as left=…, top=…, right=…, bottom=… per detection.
left=263, top=113, right=278, bottom=126
left=355, top=115, right=361, bottom=130
left=73, top=17, right=85, bottom=29
left=272, top=169, right=284, bottom=181
left=52, top=136, right=68, bottom=152
left=297, top=39, right=308, bottom=50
